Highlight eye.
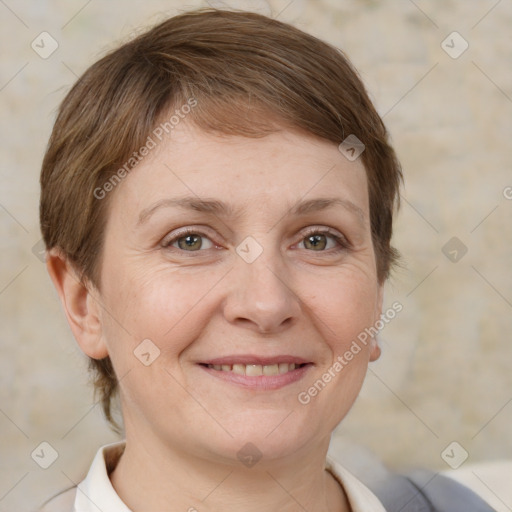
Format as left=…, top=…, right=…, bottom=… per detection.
left=297, top=228, right=349, bottom=252
left=162, top=227, right=349, bottom=254
left=162, top=228, right=215, bottom=252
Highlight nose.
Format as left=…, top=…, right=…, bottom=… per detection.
left=222, top=245, right=301, bottom=335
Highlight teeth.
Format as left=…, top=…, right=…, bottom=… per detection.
left=263, top=364, right=279, bottom=376
left=232, top=364, right=245, bottom=375
left=246, top=364, right=262, bottom=376
left=207, top=363, right=300, bottom=375
left=279, top=362, right=295, bottom=373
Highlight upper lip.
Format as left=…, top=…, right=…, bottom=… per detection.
left=200, top=355, right=311, bottom=366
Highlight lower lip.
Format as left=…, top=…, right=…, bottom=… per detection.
left=198, top=364, right=312, bottom=390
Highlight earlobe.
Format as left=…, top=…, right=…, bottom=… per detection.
left=369, top=339, right=381, bottom=362
left=46, top=248, right=109, bottom=359
left=369, top=285, right=384, bottom=362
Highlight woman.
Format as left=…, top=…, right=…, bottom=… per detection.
left=38, top=8, right=493, bottom=511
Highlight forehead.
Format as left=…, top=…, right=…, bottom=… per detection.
left=109, top=121, right=370, bottom=222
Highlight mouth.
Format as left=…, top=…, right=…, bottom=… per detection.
left=197, top=356, right=313, bottom=390
left=201, top=362, right=308, bottom=376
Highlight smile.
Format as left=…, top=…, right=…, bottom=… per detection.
left=198, top=358, right=313, bottom=390
left=205, top=363, right=306, bottom=376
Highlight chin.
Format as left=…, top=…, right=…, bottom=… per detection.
left=197, top=408, right=328, bottom=466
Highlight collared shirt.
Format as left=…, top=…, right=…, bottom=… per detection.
left=39, top=441, right=387, bottom=511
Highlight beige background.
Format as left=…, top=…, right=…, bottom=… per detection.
left=1, top=0, right=511, bottom=510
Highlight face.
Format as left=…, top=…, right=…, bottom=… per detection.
left=93, top=120, right=383, bottom=465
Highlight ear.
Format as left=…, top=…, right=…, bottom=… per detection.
left=369, top=284, right=384, bottom=362
left=46, top=248, right=108, bottom=359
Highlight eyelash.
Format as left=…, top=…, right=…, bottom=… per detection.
left=161, top=227, right=350, bottom=254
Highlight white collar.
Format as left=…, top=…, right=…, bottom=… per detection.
left=74, top=442, right=130, bottom=512
left=69, top=441, right=385, bottom=511
left=325, top=457, right=387, bottom=512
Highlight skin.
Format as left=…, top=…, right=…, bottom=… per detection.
left=47, top=120, right=383, bottom=512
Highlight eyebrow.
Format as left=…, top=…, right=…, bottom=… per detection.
left=137, top=196, right=366, bottom=226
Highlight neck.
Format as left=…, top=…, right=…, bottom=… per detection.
left=110, top=426, right=350, bottom=512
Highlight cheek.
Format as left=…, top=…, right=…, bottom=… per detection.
left=100, top=264, right=221, bottom=363
left=97, top=268, right=216, bottom=415
left=304, top=267, right=379, bottom=352
left=295, top=271, right=378, bottom=428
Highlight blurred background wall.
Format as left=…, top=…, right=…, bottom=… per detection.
left=1, top=0, right=511, bottom=510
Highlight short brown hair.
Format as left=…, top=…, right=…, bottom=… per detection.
left=40, top=8, right=402, bottom=427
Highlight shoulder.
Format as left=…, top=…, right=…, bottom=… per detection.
left=37, top=487, right=76, bottom=512
left=327, top=436, right=497, bottom=511
left=442, top=460, right=512, bottom=512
